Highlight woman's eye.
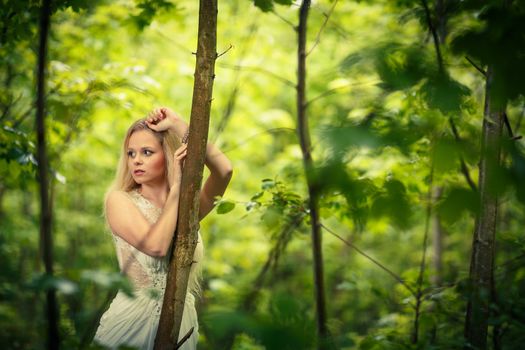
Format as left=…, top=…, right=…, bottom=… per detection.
left=144, top=150, right=153, bottom=156
left=127, top=151, right=135, bottom=157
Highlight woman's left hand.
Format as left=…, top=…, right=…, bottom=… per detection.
left=169, top=144, right=187, bottom=190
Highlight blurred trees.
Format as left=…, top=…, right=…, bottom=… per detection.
left=1, top=0, right=524, bottom=349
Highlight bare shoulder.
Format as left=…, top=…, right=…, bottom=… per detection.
left=105, top=190, right=141, bottom=220
left=106, top=189, right=132, bottom=207
left=105, top=189, right=151, bottom=245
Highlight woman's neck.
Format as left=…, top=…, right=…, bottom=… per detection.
left=138, top=182, right=168, bottom=208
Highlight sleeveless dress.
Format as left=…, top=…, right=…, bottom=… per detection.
left=94, top=189, right=203, bottom=350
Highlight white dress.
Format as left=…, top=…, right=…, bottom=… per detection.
left=94, top=189, right=203, bottom=350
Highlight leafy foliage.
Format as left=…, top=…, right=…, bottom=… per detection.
left=1, top=0, right=525, bottom=349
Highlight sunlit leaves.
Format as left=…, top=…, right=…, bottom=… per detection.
left=246, top=178, right=307, bottom=235
left=370, top=179, right=412, bottom=230
left=130, top=0, right=177, bottom=30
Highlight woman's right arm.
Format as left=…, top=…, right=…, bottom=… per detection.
left=105, top=188, right=180, bottom=257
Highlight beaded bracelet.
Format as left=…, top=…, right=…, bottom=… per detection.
left=181, top=130, right=189, bottom=144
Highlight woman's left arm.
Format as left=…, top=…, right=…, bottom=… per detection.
left=199, top=142, right=233, bottom=220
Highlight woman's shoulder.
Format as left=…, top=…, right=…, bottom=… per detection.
left=105, top=189, right=138, bottom=207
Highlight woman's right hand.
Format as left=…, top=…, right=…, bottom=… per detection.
left=169, top=144, right=187, bottom=191
left=146, top=107, right=187, bottom=137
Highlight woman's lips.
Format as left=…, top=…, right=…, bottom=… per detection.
left=134, top=170, right=145, bottom=176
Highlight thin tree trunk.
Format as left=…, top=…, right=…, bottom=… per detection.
left=297, top=1, right=329, bottom=348
left=154, top=0, right=217, bottom=348
left=0, top=184, right=5, bottom=220
left=36, top=0, right=59, bottom=349
left=435, top=0, right=447, bottom=44
left=432, top=187, right=443, bottom=286
left=464, top=66, right=504, bottom=350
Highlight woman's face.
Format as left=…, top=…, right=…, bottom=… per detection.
left=127, top=130, right=166, bottom=186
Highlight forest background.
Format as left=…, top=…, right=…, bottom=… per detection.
left=1, top=0, right=524, bottom=349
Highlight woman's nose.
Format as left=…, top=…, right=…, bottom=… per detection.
left=134, top=156, right=143, bottom=164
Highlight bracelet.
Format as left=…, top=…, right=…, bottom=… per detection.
left=181, top=130, right=189, bottom=144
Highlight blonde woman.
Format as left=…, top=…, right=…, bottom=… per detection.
left=94, top=107, right=233, bottom=349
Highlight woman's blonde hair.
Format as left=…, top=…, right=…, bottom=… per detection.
left=108, top=118, right=181, bottom=194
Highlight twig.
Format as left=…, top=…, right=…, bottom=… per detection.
left=175, top=327, right=194, bottom=350
left=503, top=112, right=522, bottom=140
left=214, top=21, right=259, bottom=140
left=465, top=56, right=487, bottom=77
left=220, top=127, right=295, bottom=154
left=449, top=118, right=478, bottom=192
left=271, top=9, right=295, bottom=28
left=306, top=0, right=339, bottom=56
left=154, top=29, right=194, bottom=54
left=305, top=80, right=380, bottom=107
left=217, top=63, right=296, bottom=88
left=421, top=0, right=444, bottom=72
left=217, top=44, right=233, bottom=59
left=514, top=105, right=524, bottom=132
left=412, top=158, right=435, bottom=344
left=320, top=223, right=417, bottom=298
left=495, top=252, right=525, bottom=270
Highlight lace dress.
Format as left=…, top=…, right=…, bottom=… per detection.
left=94, top=189, right=203, bottom=350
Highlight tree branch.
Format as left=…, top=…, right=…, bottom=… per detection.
left=305, top=80, right=380, bottom=108
left=217, top=63, right=295, bottom=87
left=217, top=44, right=233, bottom=59
left=271, top=9, right=295, bottom=28
left=306, top=0, right=339, bottom=56
left=449, top=118, right=478, bottom=192
left=421, top=0, right=444, bottom=72
left=465, top=56, right=487, bottom=77
left=412, top=159, right=434, bottom=344
left=320, top=223, right=417, bottom=297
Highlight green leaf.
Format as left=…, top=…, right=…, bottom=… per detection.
left=421, top=73, right=470, bottom=113
left=261, top=178, right=276, bottom=190
left=371, top=179, right=412, bottom=229
left=253, top=0, right=274, bottom=12
left=374, top=43, right=431, bottom=91
left=436, top=187, right=479, bottom=224
left=216, top=200, right=236, bottom=214
left=433, top=136, right=460, bottom=173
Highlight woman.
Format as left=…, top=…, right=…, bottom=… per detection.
left=94, top=107, right=233, bottom=349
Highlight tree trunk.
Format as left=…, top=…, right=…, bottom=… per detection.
left=464, top=66, right=504, bottom=350
left=154, top=0, right=217, bottom=348
left=432, top=187, right=443, bottom=286
left=297, top=1, right=329, bottom=348
left=35, top=0, right=59, bottom=349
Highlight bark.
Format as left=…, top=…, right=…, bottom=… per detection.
left=464, top=66, right=505, bottom=350
left=297, top=1, right=329, bottom=348
left=36, top=0, right=59, bottom=349
left=154, top=0, right=217, bottom=348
